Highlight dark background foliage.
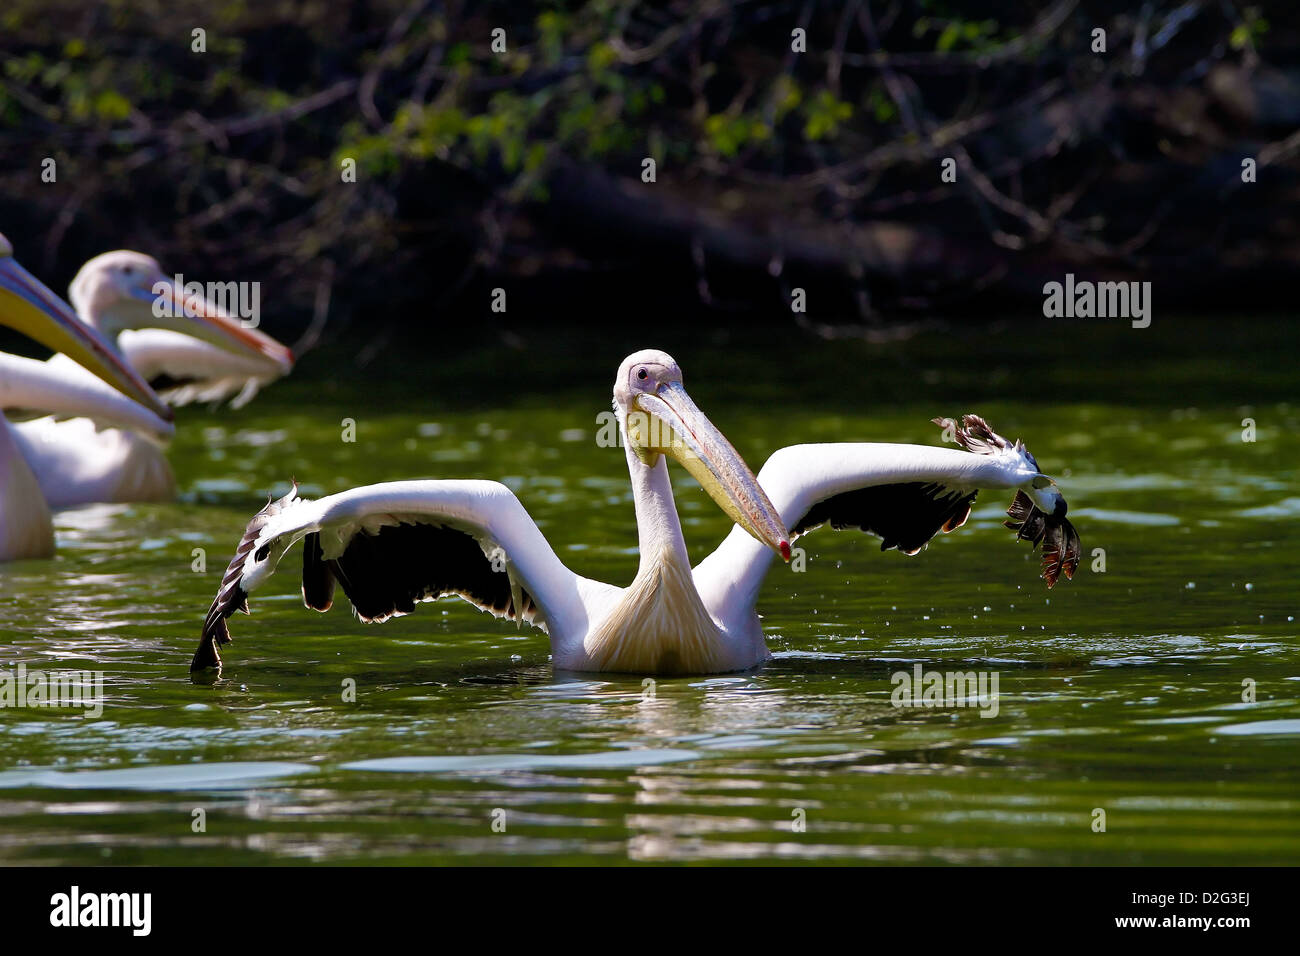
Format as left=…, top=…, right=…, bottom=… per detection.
left=1, top=1, right=1295, bottom=352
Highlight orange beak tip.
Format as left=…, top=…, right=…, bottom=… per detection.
left=779, top=540, right=792, bottom=562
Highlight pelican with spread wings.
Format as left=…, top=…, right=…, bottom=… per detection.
left=195, top=350, right=1079, bottom=675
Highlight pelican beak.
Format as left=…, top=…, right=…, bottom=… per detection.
left=0, top=255, right=172, bottom=420
left=634, top=381, right=791, bottom=561
left=133, top=281, right=294, bottom=372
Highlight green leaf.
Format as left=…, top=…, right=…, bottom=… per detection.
left=937, top=22, right=961, bottom=53
left=93, top=89, right=131, bottom=122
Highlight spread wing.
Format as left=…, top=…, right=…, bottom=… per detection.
left=694, top=414, right=1080, bottom=611
left=194, top=479, right=584, bottom=671
left=791, top=480, right=978, bottom=556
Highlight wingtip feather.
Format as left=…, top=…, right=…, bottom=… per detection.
left=191, top=481, right=301, bottom=672
left=1004, top=491, right=1080, bottom=588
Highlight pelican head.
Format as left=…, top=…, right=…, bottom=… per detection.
left=0, top=233, right=170, bottom=419
left=69, top=250, right=294, bottom=372
left=614, top=349, right=791, bottom=562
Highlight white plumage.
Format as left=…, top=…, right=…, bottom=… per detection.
left=0, top=234, right=174, bottom=560
left=1, top=249, right=294, bottom=510
left=196, top=350, right=1079, bottom=675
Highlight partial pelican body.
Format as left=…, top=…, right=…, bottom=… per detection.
left=195, top=350, right=1080, bottom=676
left=0, top=234, right=173, bottom=561
left=117, top=328, right=290, bottom=408
left=0, top=349, right=176, bottom=506
left=4, top=251, right=294, bottom=506
left=11, top=412, right=175, bottom=507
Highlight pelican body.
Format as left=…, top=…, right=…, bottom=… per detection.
left=0, top=234, right=174, bottom=560
left=4, top=251, right=294, bottom=507
left=196, top=350, right=1080, bottom=675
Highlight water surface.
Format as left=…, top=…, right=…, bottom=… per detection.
left=0, top=317, right=1295, bottom=864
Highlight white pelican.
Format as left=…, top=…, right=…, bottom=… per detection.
left=194, top=350, right=1080, bottom=675
left=67, top=250, right=294, bottom=405
left=6, top=251, right=294, bottom=506
left=0, top=234, right=173, bottom=561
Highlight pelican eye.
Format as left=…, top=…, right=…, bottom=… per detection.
left=637, top=368, right=648, bottom=381
left=255, top=543, right=271, bottom=561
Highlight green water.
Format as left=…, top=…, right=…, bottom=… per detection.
left=0, top=317, right=1296, bottom=865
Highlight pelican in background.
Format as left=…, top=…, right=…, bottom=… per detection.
left=0, top=233, right=173, bottom=561
left=195, top=350, right=1080, bottom=675
left=70, top=251, right=295, bottom=409
left=4, top=250, right=294, bottom=507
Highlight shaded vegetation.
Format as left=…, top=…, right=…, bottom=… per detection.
left=1, top=1, right=1297, bottom=350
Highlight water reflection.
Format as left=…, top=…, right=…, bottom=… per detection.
left=1, top=326, right=1298, bottom=864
